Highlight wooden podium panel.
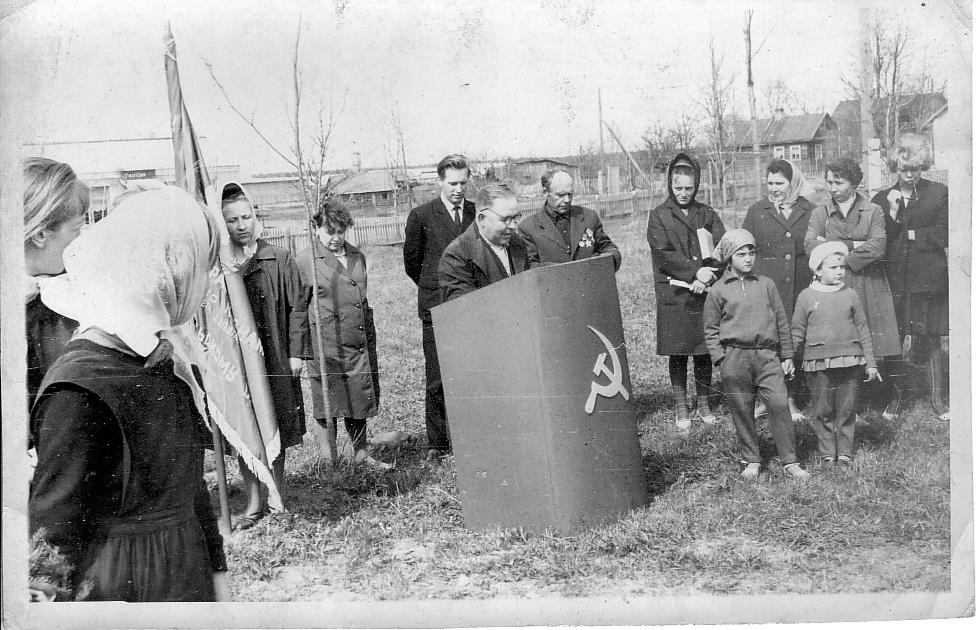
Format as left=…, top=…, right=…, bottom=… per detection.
left=431, top=255, right=648, bottom=532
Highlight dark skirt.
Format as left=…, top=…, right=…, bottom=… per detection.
left=907, top=291, right=949, bottom=336
left=655, top=282, right=709, bottom=356
left=80, top=507, right=215, bottom=601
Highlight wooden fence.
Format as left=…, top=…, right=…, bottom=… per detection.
left=263, top=190, right=664, bottom=255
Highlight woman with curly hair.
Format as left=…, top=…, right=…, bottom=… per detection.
left=293, top=199, right=390, bottom=469
left=871, top=134, right=949, bottom=420
left=804, top=156, right=900, bottom=417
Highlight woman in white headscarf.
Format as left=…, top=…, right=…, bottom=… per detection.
left=742, top=158, right=816, bottom=421
left=29, top=186, right=229, bottom=602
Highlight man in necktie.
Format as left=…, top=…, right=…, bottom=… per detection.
left=439, top=183, right=531, bottom=302
left=403, top=155, right=476, bottom=462
left=519, top=169, right=621, bottom=271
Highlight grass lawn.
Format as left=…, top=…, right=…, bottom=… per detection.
left=212, top=211, right=951, bottom=602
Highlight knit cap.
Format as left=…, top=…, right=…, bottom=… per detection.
left=808, top=240, right=849, bottom=272
left=712, top=228, right=756, bottom=263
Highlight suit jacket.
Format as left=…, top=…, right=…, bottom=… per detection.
left=519, top=204, right=621, bottom=271
left=404, top=197, right=476, bottom=313
left=438, top=222, right=530, bottom=303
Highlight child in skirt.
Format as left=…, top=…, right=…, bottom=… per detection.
left=791, top=241, right=881, bottom=470
left=703, top=229, right=809, bottom=480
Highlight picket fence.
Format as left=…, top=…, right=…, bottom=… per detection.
left=262, top=190, right=661, bottom=255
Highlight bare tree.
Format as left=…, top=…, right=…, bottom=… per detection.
left=844, top=12, right=947, bottom=155
left=697, top=39, right=748, bottom=207
left=760, top=78, right=809, bottom=117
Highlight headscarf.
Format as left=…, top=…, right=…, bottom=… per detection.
left=712, top=228, right=756, bottom=264
left=666, top=152, right=701, bottom=208
left=213, top=181, right=263, bottom=272
left=768, top=158, right=816, bottom=214
left=41, top=186, right=217, bottom=357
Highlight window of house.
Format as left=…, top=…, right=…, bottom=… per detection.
left=381, top=192, right=389, bottom=201
left=790, top=145, right=802, bottom=161
left=773, top=146, right=785, bottom=159
left=815, top=144, right=823, bottom=160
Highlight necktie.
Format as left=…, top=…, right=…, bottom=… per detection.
left=452, top=206, right=461, bottom=231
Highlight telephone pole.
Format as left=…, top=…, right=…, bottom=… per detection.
left=744, top=11, right=762, bottom=198
left=598, top=87, right=606, bottom=194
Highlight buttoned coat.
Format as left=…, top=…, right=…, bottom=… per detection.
left=646, top=153, right=727, bottom=356
left=438, top=222, right=531, bottom=303
left=871, top=178, right=948, bottom=333
left=740, top=197, right=814, bottom=320
left=403, top=197, right=477, bottom=316
left=292, top=240, right=379, bottom=418
left=804, top=192, right=900, bottom=357
left=519, top=204, right=621, bottom=270
left=240, top=239, right=307, bottom=448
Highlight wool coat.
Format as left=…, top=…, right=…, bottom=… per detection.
left=519, top=204, right=621, bottom=270
left=804, top=192, right=900, bottom=357
left=239, top=239, right=307, bottom=448
left=740, top=197, right=814, bottom=320
left=871, top=177, right=949, bottom=335
left=292, top=240, right=379, bottom=419
left=646, top=153, right=727, bottom=356
left=438, top=222, right=530, bottom=302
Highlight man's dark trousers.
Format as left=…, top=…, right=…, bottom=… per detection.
left=420, top=287, right=450, bottom=451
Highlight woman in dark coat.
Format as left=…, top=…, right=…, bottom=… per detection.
left=293, top=199, right=389, bottom=469
left=741, top=158, right=814, bottom=420
left=30, top=186, right=228, bottom=602
left=871, top=133, right=949, bottom=420
left=220, top=182, right=307, bottom=530
left=647, top=153, right=727, bottom=430
left=23, top=157, right=88, bottom=409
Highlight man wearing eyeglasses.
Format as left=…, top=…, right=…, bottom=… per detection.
left=519, top=169, right=621, bottom=271
left=439, top=182, right=531, bottom=302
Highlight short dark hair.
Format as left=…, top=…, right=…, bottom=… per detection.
left=540, top=169, right=572, bottom=193
left=475, top=182, right=516, bottom=212
left=312, top=198, right=354, bottom=230
left=824, top=156, right=863, bottom=187
left=437, top=154, right=469, bottom=179
left=766, top=159, right=793, bottom=181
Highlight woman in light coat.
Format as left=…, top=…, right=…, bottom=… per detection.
left=293, top=200, right=389, bottom=469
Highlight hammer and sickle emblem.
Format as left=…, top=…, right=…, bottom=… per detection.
left=584, top=325, right=630, bottom=414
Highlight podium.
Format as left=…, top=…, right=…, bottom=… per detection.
left=431, top=255, right=648, bottom=533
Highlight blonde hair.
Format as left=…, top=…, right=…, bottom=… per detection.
left=888, top=133, right=933, bottom=172
left=23, top=157, right=90, bottom=244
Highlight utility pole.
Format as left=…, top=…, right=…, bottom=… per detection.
left=858, top=6, right=874, bottom=191
left=598, top=87, right=606, bottom=194
left=603, top=121, right=650, bottom=183
left=744, top=11, right=762, bottom=198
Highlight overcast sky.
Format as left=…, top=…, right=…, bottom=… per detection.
left=0, top=0, right=966, bottom=177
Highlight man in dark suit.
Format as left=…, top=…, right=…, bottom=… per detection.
left=439, top=183, right=530, bottom=302
left=403, top=154, right=476, bottom=461
left=519, top=169, right=621, bottom=271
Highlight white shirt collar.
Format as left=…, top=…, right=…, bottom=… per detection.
left=479, top=232, right=511, bottom=276
left=442, top=194, right=462, bottom=213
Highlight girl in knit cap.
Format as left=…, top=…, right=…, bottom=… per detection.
left=791, top=241, right=881, bottom=472
left=703, top=229, right=809, bottom=480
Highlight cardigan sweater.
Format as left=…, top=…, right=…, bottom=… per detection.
left=703, top=273, right=793, bottom=366
left=790, top=284, right=877, bottom=368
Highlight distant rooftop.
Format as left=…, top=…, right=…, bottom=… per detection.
left=331, top=170, right=396, bottom=194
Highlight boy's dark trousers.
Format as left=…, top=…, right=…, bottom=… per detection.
left=807, top=366, right=860, bottom=459
left=720, top=347, right=798, bottom=465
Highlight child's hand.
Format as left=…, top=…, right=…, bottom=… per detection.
left=864, top=367, right=882, bottom=382
left=781, top=358, right=795, bottom=378
left=902, top=335, right=913, bottom=361
left=689, top=279, right=708, bottom=294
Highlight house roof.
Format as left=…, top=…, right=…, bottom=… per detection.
left=515, top=157, right=578, bottom=168
left=21, top=137, right=216, bottom=175
left=331, top=170, right=396, bottom=194
left=735, top=113, right=830, bottom=146
left=832, top=92, right=948, bottom=124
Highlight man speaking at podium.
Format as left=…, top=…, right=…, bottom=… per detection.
left=439, top=183, right=531, bottom=302
left=519, top=169, right=621, bottom=271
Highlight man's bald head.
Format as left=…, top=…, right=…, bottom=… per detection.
left=542, top=169, right=575, bottom=215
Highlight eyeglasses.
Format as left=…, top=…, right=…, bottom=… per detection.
left=483, top=208, right=522, bottom=226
